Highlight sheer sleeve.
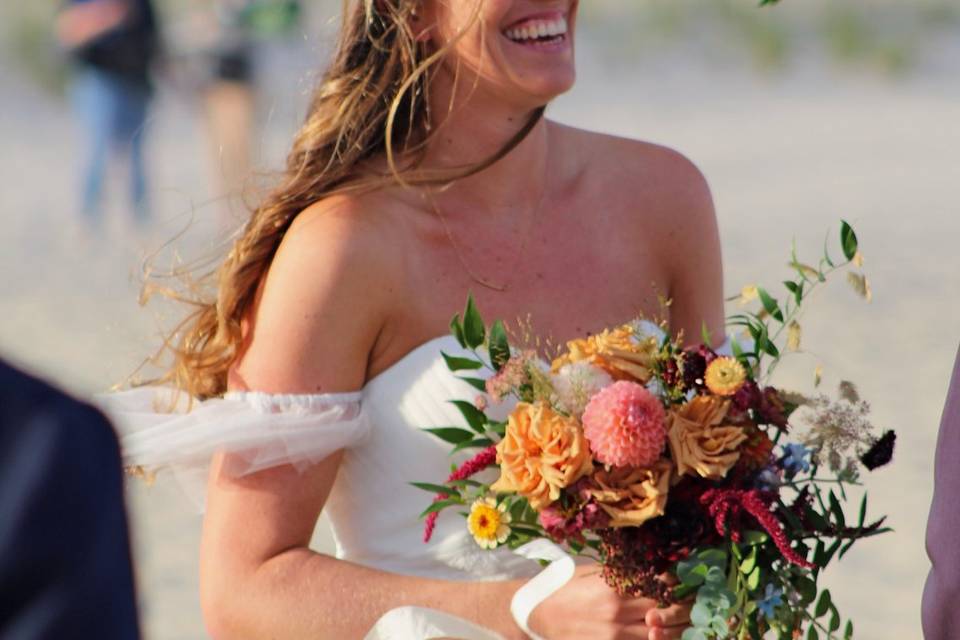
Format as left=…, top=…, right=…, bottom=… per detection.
left=95, top=386, right=371, bottom=510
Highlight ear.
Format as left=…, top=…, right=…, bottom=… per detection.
left=410, top=0, right=435, bottom=43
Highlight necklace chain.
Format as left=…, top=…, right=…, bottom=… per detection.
left=424, top=179, right=549, bottom=293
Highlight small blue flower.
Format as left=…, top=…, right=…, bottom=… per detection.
left=755, top=467, right=782, bottom=491
left=780, top=443, right=812, bottom=476
left=757, top=583, right=783, bottom=619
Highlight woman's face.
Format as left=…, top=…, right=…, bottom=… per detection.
left=425, top=0, right=579, bottom=109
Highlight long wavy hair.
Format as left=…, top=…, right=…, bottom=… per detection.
left=149, top=0, right=545, bottom=399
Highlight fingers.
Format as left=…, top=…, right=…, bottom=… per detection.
left=645, top=602, right=693, bottom=628
left=648, top=626, right=687, bottom=640
left=612, top=625, right=652, bottom=640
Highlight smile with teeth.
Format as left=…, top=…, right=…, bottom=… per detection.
left=504, top=16, right=568, bottom=46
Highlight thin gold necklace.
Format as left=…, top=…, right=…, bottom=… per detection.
left=424, top=179, right=549, bottom=293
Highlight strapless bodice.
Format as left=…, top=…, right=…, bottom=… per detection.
left=325, top=334, right=538, bottom=581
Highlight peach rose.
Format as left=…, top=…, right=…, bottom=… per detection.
left=585, top=461, right=672, bottom=527
left=550, top=324, right=657, bottom=383
left=667, top=396, right=748, bottom=480
left=490, top=402, right=594, bottom=510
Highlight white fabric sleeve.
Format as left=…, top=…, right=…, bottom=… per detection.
left=95, top=386, right=371, bottom=510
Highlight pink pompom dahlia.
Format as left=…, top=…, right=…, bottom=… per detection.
left=582, top=380, right=667, bottom=468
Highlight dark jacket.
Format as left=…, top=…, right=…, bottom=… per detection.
left=0, top=360, right=140, bottom=640
left=69, top=0, right=159, bottom=85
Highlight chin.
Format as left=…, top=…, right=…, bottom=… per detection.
left=495, top=9, right=578, bottom=106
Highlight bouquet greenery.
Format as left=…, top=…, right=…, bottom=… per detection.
left=416, top=222, right=893, bottom=639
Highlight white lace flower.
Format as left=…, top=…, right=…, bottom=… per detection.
left=551, top=361, right=614, bottom=418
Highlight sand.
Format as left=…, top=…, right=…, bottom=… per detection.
left=1, top=10, right=957, bottom=639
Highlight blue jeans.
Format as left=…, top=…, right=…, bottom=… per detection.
left=73, top=66, right=152, bottom=222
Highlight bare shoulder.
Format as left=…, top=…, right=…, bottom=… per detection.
left=553, top=123, right=713, bottom=223
left=231, top=191, right=407, bottom=394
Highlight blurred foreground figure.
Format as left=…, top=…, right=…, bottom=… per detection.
left=0, top=360, right=139, bottom=640
left=923, top=346, right=960, bottom=638
left=57, top=0, right=160, bottom=225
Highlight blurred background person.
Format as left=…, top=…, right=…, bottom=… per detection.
left=0, top=358, right=140, bottom=640
left=195, top=0, right=301, bottom=225
left=56, top=0, right=160, bottom=227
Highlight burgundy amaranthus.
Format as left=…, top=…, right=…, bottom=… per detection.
left=423, top=445, right=498, bottom=543
left=701, top=488, right=815, bottom=569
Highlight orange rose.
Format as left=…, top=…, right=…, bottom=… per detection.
left=491, top=402, right=594, bottom=510
left=550, top=324, right=657, bottom=383
left=667, top=396, right=748, bottom=480
left=585, top=461, right=672, bottom=527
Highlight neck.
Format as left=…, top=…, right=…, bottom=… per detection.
left=417, top=70, right=552, bottom=217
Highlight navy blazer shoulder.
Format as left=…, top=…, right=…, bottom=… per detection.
left=0, top=360, right=140, bottom=640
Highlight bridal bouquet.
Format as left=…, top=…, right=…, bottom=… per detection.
left=415, top=222, right=894, bottom=640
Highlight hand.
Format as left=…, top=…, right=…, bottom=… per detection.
left=528, top=565, right=692, bottom=639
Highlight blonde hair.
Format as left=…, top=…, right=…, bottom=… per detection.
left=151, top=0, right=545, bottom=399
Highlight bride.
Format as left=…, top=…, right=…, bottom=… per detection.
left=114, top=0, right=726, bottom=638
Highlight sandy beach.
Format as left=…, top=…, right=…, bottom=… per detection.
left=1, top=4, right=958, bottom=638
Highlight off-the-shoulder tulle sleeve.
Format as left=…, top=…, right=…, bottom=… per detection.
left=95, top=386, right=371, bottom=510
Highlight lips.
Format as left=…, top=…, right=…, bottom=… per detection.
left=503, top=14, right=569, bottom=45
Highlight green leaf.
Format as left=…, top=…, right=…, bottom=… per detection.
left=691, top=602, right=712, bottom=627
left=678, top=561, right=709, bottom=587
left=829, top=605, right=841, bottom=632
left=757, top=287, right=785, bottom=323
left=451, top=437, right=494, bottom=453
left=858, top=493, right=868, bottom=527
left=815, top=589, right=832, bottom=618
left=697, top=548, right=729, bottom=569
left=488, top=320, right=511, bottom=371
left=742, top=530, right=769, bottom=546
left=488, top=420, right=507, bottom=437
left=829, top=490, right=846, bottom=528
left=838, top=539, right=857, bottom=560
left=672, top=583, right=698, bottom=600
left=807, top=626, right=819, bottom=640
left=409, top=481, right=456, bottom=495
left=419, top=498, right=462, bottom=519
left=795, top=576, right=817, bottom=605
left=423, top=427, right=475, bottom=445
left=458, top=376, right=489, bottom=393
left=450, top=400, right=487, bottom=433
left=441, top=352, right=483, bottom=372
left=682, top=628, right=708, bottom=640
left=740, top=547, right=758, bottom=576
left=745, top=566, right=760, bottom=591
left=463, top=295, right=486, bottom=349
left=840, top=220, right=859, bottom=262
left=448, top=478, right=483, bottom=488
left=450, top=314, right=466, bottom=348
left=844, top=620, right=854, bottom=639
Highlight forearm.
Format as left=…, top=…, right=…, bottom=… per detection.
left=203, top=547, right=527, bottom=639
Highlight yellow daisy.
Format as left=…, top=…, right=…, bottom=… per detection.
left=468, top=496, right=512, bottom=549
left=704, top=357, right=747, bottom=396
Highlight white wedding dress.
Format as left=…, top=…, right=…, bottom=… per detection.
left=99, top=331, right=603, bottom=639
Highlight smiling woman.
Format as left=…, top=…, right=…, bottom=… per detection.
left=107, top=0, right=725, bottom=638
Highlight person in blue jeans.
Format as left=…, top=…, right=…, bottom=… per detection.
left=57, top=0, right=159, bottom=225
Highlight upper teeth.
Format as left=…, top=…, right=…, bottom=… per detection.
left=505, top=16, right=568, bottom=42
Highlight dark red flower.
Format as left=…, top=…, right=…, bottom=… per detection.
left=756, top=386, right=789, bottom=429
left=700, top=488, right=815, bottom=569
left=861, top=430, right=896, bottom=471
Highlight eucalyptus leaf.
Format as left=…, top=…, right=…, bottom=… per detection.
left=690, top=602, right=713, bottom=627
left=682, top=629, right=708, bottom=640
